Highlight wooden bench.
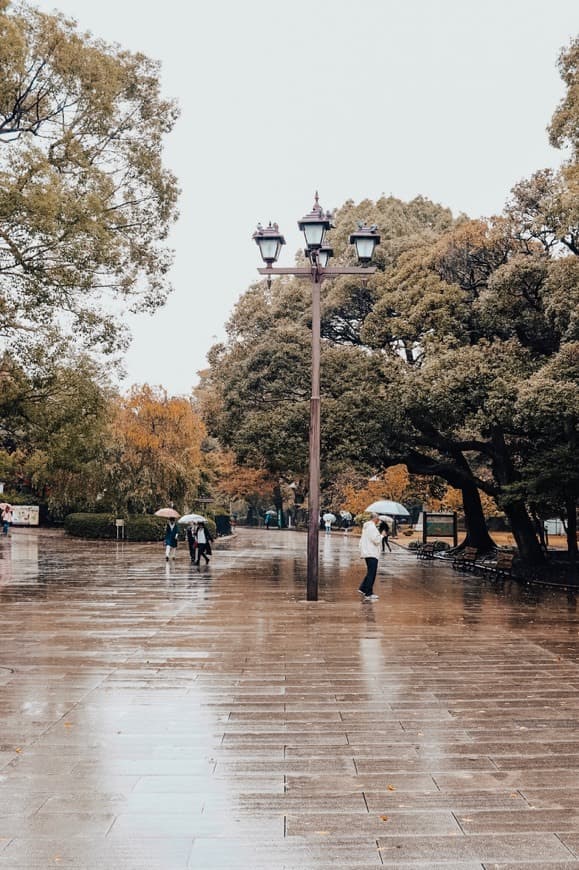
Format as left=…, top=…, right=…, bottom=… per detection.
left=417, top=543, right=435, bottom=559
left=452, top=547, right=478, bottom=571
left=476, top=552, right=514, bottom=580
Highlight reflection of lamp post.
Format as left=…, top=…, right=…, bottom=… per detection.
left=253, top=193, right=380, bottom=600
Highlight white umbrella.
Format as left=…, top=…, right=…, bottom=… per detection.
left=378, top=515, right=395, bottom=527
left=366, top=500, right=410, bottom=517
left=154, top=507, right=180, bottom=519
left=322, top=513, right=336, bottom=522
left=178, top=513, right=206, bottom=524
left=339, top=510, right=352, bottom=520
left=265, top=509, right=277, bottom=516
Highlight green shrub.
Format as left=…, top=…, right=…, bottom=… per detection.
left=64, top=513, right=115, bottom=538
left=64, top=513, right=219, bottom=542
left=204, top=518, right=217, bottom=539
left=0, top=491, right=42, bottom=506
left=406, top=539, right=450, bottom=551
left=64, top=513, right=168, bottom=541
left=124, top=515, right=169, bottom=541
left=433, top=540, right=450, bottom=551
left=353, top=512, right=371, bottom=527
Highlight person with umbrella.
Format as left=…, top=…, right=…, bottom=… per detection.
left=164, top=519, right=179, bottom=561
left=358, top=512, right=383, bottom=601
left=323, top=512, right=336, bottom=534
left=264, top=509, right=276, bottom=530
left=378, top=516, right=392, bottom=553
left=194, top=521, right=213, bottom=566
left=155, top=508, right=180, bottom=561
left=186, top=524, right=197, bottom=562
left=178, top=514, right=207, bottom=563
left=1, top=503, right=13, bottom=536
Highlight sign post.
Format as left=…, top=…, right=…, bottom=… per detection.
left=423, top=512, right=458, bottom=548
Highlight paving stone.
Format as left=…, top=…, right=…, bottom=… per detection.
left=377, top=833, right=573, bottom=862
left=2, top=528, right=579, bottom=867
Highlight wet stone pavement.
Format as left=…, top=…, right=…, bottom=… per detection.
left=1, top=529, right=579, bottom=868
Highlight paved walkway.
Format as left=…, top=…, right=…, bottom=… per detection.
left=1, top=528, right=579, bottom=868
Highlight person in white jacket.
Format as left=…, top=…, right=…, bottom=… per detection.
left=358, top=513, right=383, bottom=600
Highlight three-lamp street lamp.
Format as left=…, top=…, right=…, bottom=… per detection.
left=253, top=193, right=380, bottom=601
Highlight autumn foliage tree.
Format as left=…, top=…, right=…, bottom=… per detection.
left=101, top=385, right=205, bottom=514
left=210, top=449, right=275, bottom=515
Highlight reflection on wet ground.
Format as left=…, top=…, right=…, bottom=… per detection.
left=1, top=528, right=579, bottom=867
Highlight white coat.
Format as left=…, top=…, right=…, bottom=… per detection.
left=359, top=520, right=382, bottom=558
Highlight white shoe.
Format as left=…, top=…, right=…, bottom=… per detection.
left=365, top=594, right=379, bottom=601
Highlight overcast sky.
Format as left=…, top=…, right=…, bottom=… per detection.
left=33, top=0, right=579, bottom=395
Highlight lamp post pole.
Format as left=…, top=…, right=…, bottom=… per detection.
left=253, top=194, right=380, bottom=601
left=307, top=253, right=322, bottom=601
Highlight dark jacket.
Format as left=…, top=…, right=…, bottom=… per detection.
left=164, top=521, right=179, bottom=547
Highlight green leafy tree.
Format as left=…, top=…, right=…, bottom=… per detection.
left=0, top=1, right=179, bottom=354
left=201, top=42, right=579, bottom=565
left=0, top=344, right=113, bottom=513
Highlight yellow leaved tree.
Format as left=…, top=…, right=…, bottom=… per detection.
left=103, top=384, right=205, bottom=514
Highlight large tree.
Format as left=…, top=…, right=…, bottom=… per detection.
left=0, top=343, right=113, bottom=513
left=201, top=41, right=579, bottom=565
left=100, top=384, right=205, bottom=515
left=0, top=0, right=179, bottom=355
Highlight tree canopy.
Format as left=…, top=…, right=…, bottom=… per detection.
left=0, top=1, right=179, bottom=356
left=200, top=38, right=579, bottom=563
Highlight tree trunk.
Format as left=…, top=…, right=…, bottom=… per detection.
left=566, top=494, right=577, bottom=568
left=403, top=449, right=496, bottom=552
left=490, top=431, right=545, bottom=565
left=459, top=481, right=496, bottom=552
left=503, top=500, right=545, bottom=564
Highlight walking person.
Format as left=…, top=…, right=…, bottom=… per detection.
left=186, top=524, right=197, bottom=562
left=195, top=521, right=213, bottom=565
left=164, top=518, right=179, bottom=561
left=358, top=513, right=383, bottom=601
left=379, top=518, right=392, bottom=553
left=1, top=504, right=13, bottom=536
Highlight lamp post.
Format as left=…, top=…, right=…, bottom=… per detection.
left=253, top=193, right=380, bottom=601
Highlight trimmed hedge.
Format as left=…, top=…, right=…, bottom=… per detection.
left=64, top=513, right=218, bottom=542
left=0, top=491, right=42, bottom=506
left=64, top=513, right=168, bottom=541
left=408, top=539, right=451, bottom=551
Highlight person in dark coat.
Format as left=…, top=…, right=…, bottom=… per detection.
left=195, top=521, right=214, bottom=565
left=164, top=519, right=179, bottom=561
left=379, top=519, right=392, bottom=553
left=186, top=524, right=197, bottom=562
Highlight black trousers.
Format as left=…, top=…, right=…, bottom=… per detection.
left=196, top=543, right=210, bottom=563
left=359, top=557, right=378, bottom=595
